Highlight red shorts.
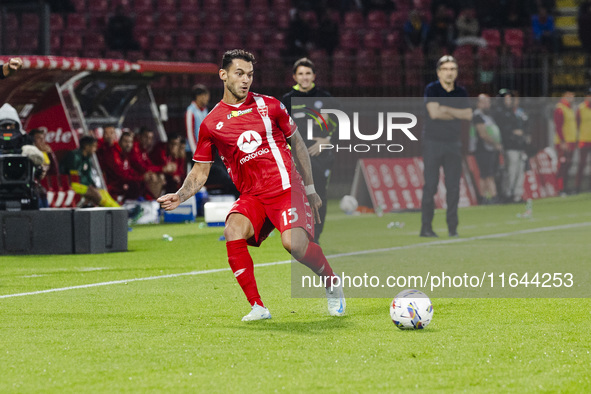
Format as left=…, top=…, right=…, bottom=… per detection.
left=227, top=184, right=314, bottom=247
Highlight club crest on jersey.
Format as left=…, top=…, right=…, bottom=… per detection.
left=227, top=108, right=253, bottom=119
left=237, top=130, right=262, bottom=153
left=257, top=105, right=268, bottom=118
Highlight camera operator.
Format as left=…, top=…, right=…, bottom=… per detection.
left=0, top=103, right=44, bottom=210
left=0, top=57, right=23, bottom=79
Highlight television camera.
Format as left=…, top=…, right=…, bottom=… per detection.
left=0, top=104, right=39, bottom=210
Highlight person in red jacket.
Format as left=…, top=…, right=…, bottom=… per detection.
left=150, top=133, right=185, bottom=193
left=129, top=128, right=175, bottom=198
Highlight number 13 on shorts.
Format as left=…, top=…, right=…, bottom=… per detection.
left=281, top=208, right=298, bottom=226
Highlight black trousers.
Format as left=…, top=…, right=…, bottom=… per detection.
left=311, top=155, right=331, bottom=243
left=421, top=139, right=462, bottom=233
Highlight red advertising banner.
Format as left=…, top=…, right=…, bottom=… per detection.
left=24, top=87, right=80, bottom=153
left=356, top=157, right=478, bottom=211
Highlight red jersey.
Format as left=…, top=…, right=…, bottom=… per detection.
left=193, top=92, right=297, bottom=198
left=130, top=141, right=161, bottom=173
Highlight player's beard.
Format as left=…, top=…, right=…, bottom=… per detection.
left=227, top=83, right=248, bottom=101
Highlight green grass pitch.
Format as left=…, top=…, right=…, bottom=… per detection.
left=1, top=195, right=591, bottom=392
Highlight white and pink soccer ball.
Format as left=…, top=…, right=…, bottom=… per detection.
left=390, top=289, right=434, bottom=330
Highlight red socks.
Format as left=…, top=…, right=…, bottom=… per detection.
left=226, top=239, right=263, bottom=307
left=298, top=241, right=336, bottom=288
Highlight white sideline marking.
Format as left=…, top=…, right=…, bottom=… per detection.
left=1, top=222, right=589, bottom=300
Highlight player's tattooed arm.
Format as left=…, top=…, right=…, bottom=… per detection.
left=157, top=162, right=211, bottom=211
left=176, top=162, right=212, bottom=202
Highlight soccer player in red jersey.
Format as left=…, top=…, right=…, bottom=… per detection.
left=158, top=49, right=345, bottom=321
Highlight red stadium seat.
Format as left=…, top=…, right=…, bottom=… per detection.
left=127, top=50, right=144, bottom=61
left=504, top=28, right=524, bottom=48
left=272, top=0, right=290, bottom=12
left=227, top=0, right=246, bottom=12
left=276, top=13, right=290, bottom=29
left=389, top=11, right=408, bottom=30
left=250, top=0, right=269, bottom=13
left=135, top=34, right=150, bottom=50
left=70, top=0, right=86, bottom=12
left=384, top=31, right=402, bottom=49
left=227, top=14, right=247, bottom=31
left=194, top=49, right=216, bottom=62
left=339, top=30, right=360, bottom=50
left=133, top=0, right=154, bottom=13
left=156, top=0, right=177, bottom=12
left=248, top=32, right=266, bottom=51
left=180, top=13, right=200, bottom=32
left=176, top=32, right=196, bottom=50
left=201, top=13, right=224, bottom=31
left=198, top=32, right=220, bottom=51
left=83, top=32, right=106, bottom=51
left=66, top=14, right=86, bottom=31
left=481, top=29, right=501, bottom=48
left=332, top=48, right=353, bottom=65
left=135, top=13, right=155, bottom=33
left=21, top=13, right=40, bottom=32
left=300, top=11, right=318, bottom=28
left=404, top=48, right=424, bottom=67
left=50, top=35, right=61, bottom=53
left=61, top=31, right=83, bottom=51
left=356, top=48, right=378, bottom=67
left=202, top=0, right=222, bottom=13
left=148, top=50, right=169, bottom=61
left=89, top=15, right=108, bottom=29
left=380, top=49, right=400, bottom=68
left=252, top=13, right=270, bottom=30
left=105, top=50, right=125, bottom=59
left=367, top=10, right=387, bottom=30
left=158, top=13, right=178, bottom=31
left=380, top=51, right=402, bottom=88
left=50, top=14, right=64, bottom=32
left=363, top=30, right=384, bottom=49
left=81, top=48, right=104, bottom=58
left=171, top=49, right=192, bottom=62
left=332, top=66, right=354, bottom=88
left=18, top=31, right=39, bottom=53
left=268, top=31, right=287, bottom=50
left=308, top=49, right=330, bottom=75
left=152, top=33, right=173, bottom=50
left=343, top=11, right=364, bottom=30
left=179, top=0, right=199, bottom=13
left=222, top=33, right=243, bottom=49
left=88, top=0, right=109, bottom=15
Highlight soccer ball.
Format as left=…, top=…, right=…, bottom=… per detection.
left=390, top=289, right=433, bottom=330
left=339, top=195, right=358, bottom=214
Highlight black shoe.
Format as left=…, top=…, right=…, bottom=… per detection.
left=420, top=229, right=438, bottom=237
left=448, top=231, right=459, bottom=238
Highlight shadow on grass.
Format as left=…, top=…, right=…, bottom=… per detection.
left=223, top=315, right=353, bottom=334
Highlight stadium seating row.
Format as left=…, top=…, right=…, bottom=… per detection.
left=68, top=0, right=290, bottom=14
left=10, top=11, right=290, bottom=33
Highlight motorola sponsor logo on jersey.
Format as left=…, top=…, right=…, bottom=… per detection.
left=237, top=130, right=270, bottom=164
left=306, top=109, right=419, bottom=153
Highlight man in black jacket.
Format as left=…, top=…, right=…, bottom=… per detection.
left=281, top=58, right=336, bottom=243
left=494, top=89, right=527, bottom=203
